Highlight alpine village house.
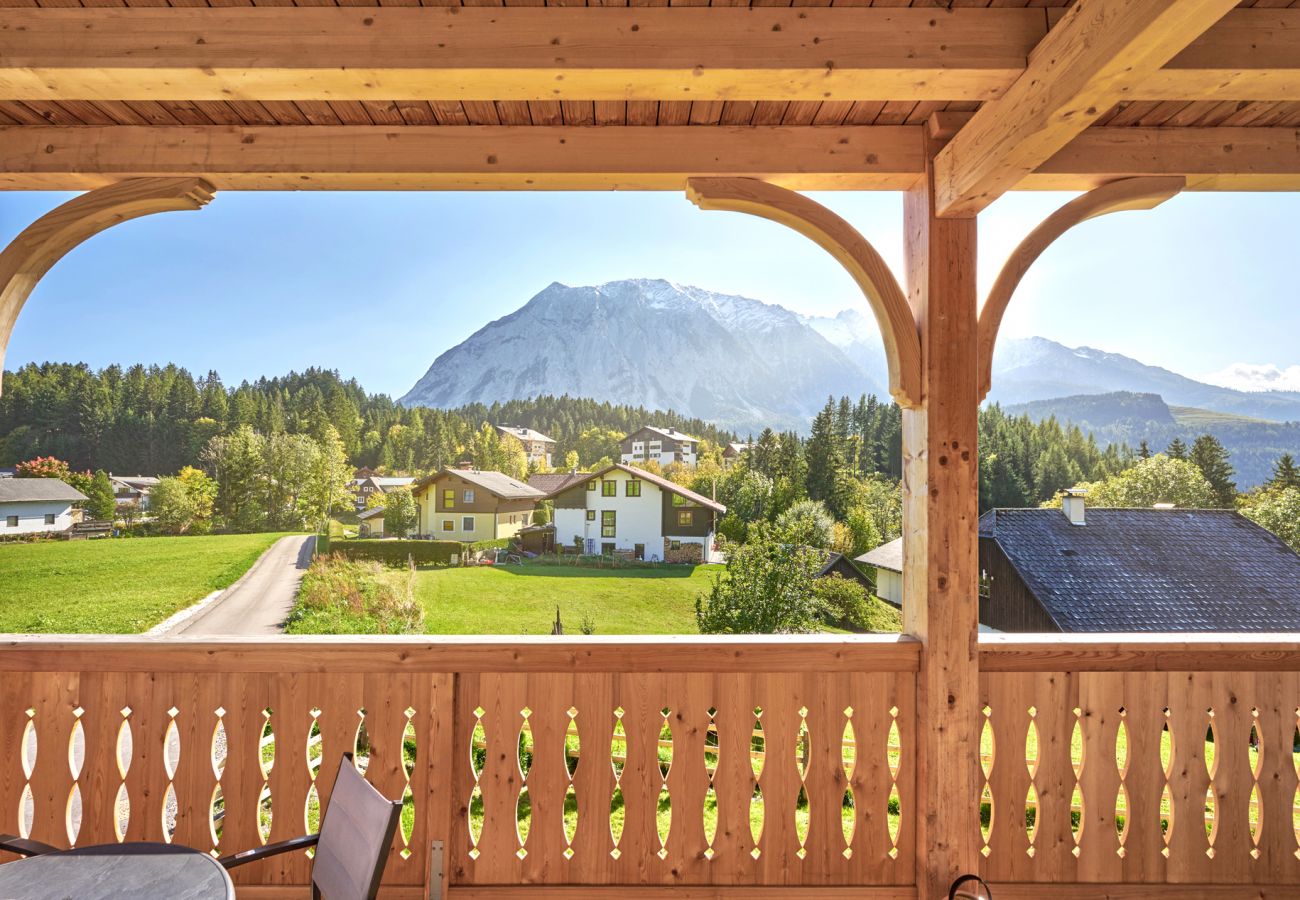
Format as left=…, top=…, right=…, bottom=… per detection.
left=411, top=466, right=545, bottom=542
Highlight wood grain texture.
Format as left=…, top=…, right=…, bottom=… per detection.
left=933, top=0, right=1238, bottom=215
left=901, top=131, right=981, bottom=900
left=0, top=636, right=922, bottom=674
left=976, top=177, right=1185, bottom=400
left=686, top=177, right=921, bottom=409
left=979, top=636, right=1300, bottom=672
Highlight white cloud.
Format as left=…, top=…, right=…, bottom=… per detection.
left=1202, top=362, right=1300, bottom=393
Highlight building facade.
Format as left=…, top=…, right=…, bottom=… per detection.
left=548, top=463, right=724, bottom=563
left=412, top=468, right=544, bottom=542
left=496, top=426, right=556, bottom=468
left=0, top=479, right=87, bottom=536
left=619, top=426, right=699, bottom=468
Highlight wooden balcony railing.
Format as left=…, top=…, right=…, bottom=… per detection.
left=0, top=634, right=1297, bottom=899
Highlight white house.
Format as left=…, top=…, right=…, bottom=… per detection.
left=546, top=463, right=724, bottom=563
left=619, top=426, right=700, bottom=468
left=495, top=425, right=557, bottom=468
left=856, top=537, right=903, bottom=607
left=0, top=479, right=86, bottom=536
left=110, top=475, right=160, bottom=510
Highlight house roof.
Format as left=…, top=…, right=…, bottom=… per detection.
left=979, top=508, right=1300, bottom=632
left=416, top=468, right=545, bottom=501
left=559, top=463, right=725, bottom=513
left=724, top=442, right=750, bottom=456
left=111, top=475, right=160, bottom=489
left=371, top=476, right=416, bottom=489
left=0, top=479, right=88, bottom=503
left=817, top=551, right=872, bottom=586
left=857, top=538, right=903, bottom=574
left=632, top=426, right=699, bottom=444
left=527, top=472, right=589, bottom=494
left=496, top=425, right=556, bottom=445
left=357, top=506, right=385, bottom=521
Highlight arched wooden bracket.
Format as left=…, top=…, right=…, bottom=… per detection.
left=0, top=177, right=216, bottom=394
left=686, top=177, right=922, bottom=409
left=976, top=176, right=1185, bottom=401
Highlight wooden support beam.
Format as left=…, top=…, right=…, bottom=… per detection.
left=4, top=125, right=1300, bottom=194
left=686, top=177, right=921, bottom=409
left=0, top=125, right=923, bottom=192
left=0, top=7, right=1043, bottom=103
left=932, top=0, right=1239, bottom=217
left=977, top=176, right=1184, bottom=401
left=901, top=135, right=980, bottom=900
left=0, top=178, right=214, bottom=395
left=2, top=8, right=1298, bottom=104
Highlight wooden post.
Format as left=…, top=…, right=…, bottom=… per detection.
left=901, top=133, right=981, bottom=900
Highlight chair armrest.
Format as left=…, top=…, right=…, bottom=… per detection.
left=0, top=834, right=58, bottom=857
left=219, top=833, right=319, bottom=870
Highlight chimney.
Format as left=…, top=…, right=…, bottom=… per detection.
left=1062, top=488, right=1086, bottom=526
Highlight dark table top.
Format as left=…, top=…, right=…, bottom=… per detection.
left=0, top=842, right=234, bottom=900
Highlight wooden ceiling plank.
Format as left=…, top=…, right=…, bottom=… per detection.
left=933, top=0, right=1239, bottom=216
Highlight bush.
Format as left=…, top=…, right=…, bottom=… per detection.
left=467, top=537, right=512, bottom=553
left=811, top=573, right=901, bottom=633
left=315, top=533, right=331, bottom=555
left=330, top=539, right=462, bottom=567
left=695, top=527, right=825, bottom=634
left=287, top=554, right=424, bottom=634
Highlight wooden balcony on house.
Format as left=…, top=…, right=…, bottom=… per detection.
left=1, top=634, right=1297, bottom=899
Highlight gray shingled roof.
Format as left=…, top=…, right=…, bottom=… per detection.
left=980, top=508, right=1300, bottom=632
left=0, top=479, right=87, bottom=503
left=528, top=472, right=588, bottom=494
left=419, top=468, right=544, bottom=500
left=857, top=537, right=903, bottom=573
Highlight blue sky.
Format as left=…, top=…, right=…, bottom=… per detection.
left=2, top=189, right=1297, bottom=398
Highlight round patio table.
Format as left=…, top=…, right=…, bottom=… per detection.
left=0, top=841, right=234, bottom=900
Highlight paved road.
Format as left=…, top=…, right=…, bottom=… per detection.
left=169, top=534, right=315, bottom=636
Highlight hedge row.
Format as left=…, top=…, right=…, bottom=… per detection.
left=466, top=537, right=512, bottom=553
left=328, top=539, right=463, bottom=567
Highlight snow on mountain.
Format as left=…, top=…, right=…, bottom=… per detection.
left=399, top=279, right=882, bottom=433
left=399, top=278, right=1300, bottom=430
left=1202, top=362, right=1300, bottom=394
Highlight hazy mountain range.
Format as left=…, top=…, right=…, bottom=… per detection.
left=401, top=278, right=1300, bottom=434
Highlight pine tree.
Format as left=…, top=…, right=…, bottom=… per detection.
left=1189, top=434, right=1237, bottom=508
left=804, top=401, right=844, bottom=504
left=1166, top=437, right=1188, bottom=459
left=1138, top=440, right=1152, bottom=460
left=1268, top=453, right=1300, bottom=491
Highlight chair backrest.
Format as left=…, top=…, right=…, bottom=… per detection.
left=312, top=753, right=403, bottom=900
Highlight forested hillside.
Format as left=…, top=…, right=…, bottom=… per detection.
left=0, top=362, right=735, bottom=475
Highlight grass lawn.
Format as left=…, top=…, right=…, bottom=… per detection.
left=414, top=562, right=724, bottom=635
left=0, top=533, right=292, bottom=633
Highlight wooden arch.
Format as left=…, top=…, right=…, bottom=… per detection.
left=686, top=177, right=922, bottom=409
left=976, top=176, right=1185, bottom=400
left=0, top=177, right=216, bottom=393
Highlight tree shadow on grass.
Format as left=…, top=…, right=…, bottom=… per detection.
left=489, top=563, right=700, bottom=580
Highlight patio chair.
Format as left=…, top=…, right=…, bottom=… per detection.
left=0, top=835, right=57, bottom=858
left=219, top=752, right=402, bottom=900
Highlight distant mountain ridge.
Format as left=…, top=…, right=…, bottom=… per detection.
left=402, top=278, right=1300, bottom=431
left=1005, top=391, right=1300, bottom=489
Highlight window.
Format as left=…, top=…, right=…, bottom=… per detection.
left=443, top=488, right=455, bottom=509
left=625, top=479, right=641, bottom=497
left=462, top=516, right=475, bottom=532
left=649, top=441, right=661, bottom=451
left=44, top=514, right=56, bottom=525
left=442, top=519, right=455, bottom=532
left=979, top=570, right=993, bottom=601
left=5, top=516, right=16, bottom=527
left=587, top=480, right=596, bottom=492
left=586, top=510, right=596, bottom=522
left=602, top=480, right=617, bottom=497
left=463, top=489, right=475, bottom=503
left=678, top=510, right=694, bottom=528
left=601, top=510, right=616, bottom=538
left=670, top=540, right=681, bottom=550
